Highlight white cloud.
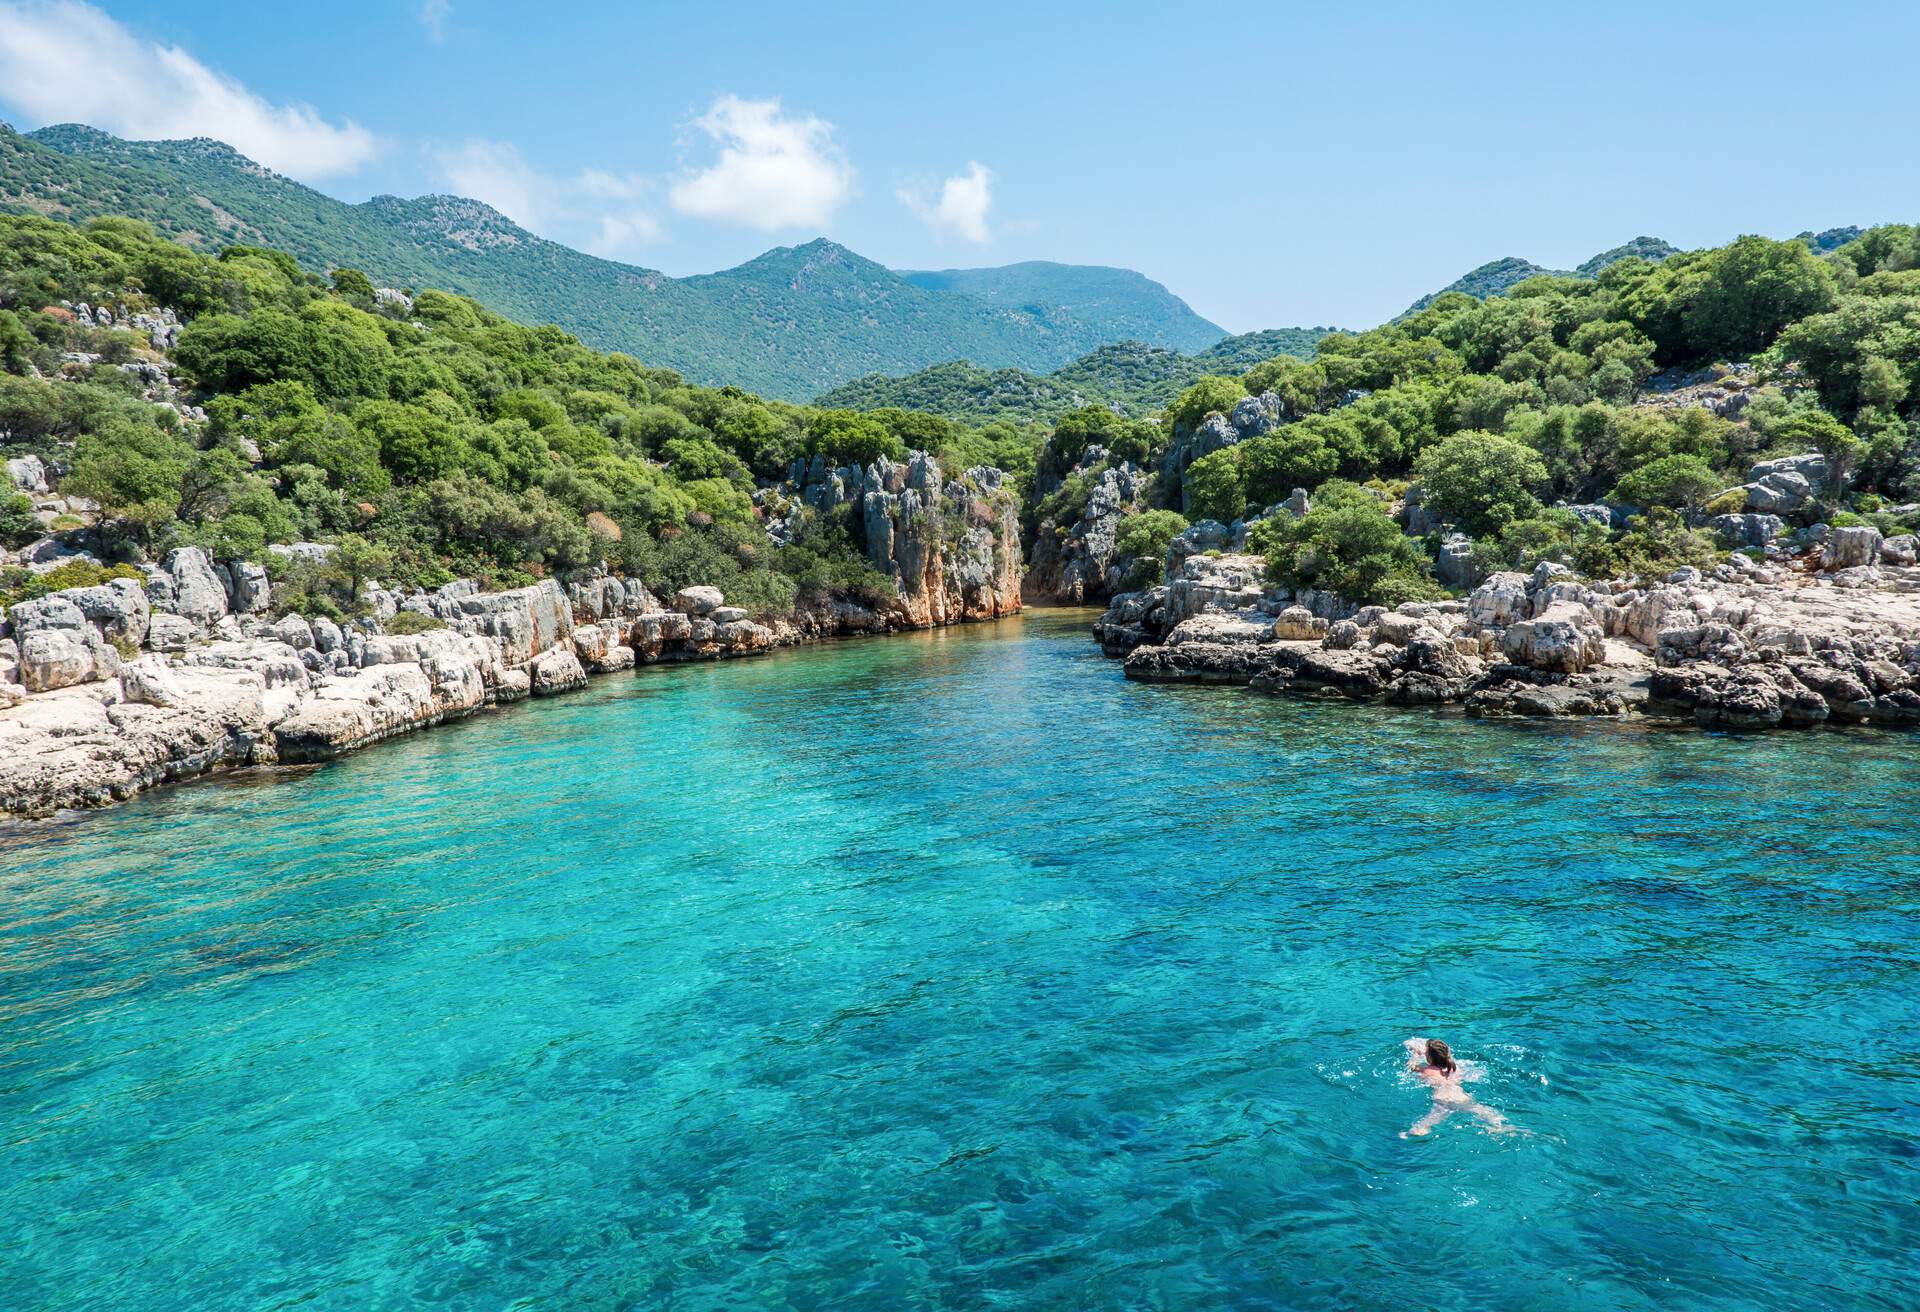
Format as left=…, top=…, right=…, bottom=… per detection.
left=429, top=138, right=663, bottom=259
left=898, top=162, right=994, bottom=244
left=0, top=0, right=377, bottom=179
left=668, top=95, right=853, bottom=231
left=419, top=0, right=451, bottom=44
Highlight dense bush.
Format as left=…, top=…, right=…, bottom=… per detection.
left=1610, top=454, right=1726, bottom=509
left=1412, top=431, right=1549, bottom=536
left=1112, top=509, right=1188, bottom=590
left=1248, top=481, right=1441, bottom=607
left=1183, top=448, right=1246, bottom=523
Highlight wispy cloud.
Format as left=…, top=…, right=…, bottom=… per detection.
left=668, top=95, right=853, bottom=231
left=898, top=162, right=994, bottom=244
left=429, top=138, right=663, bottom=257
left=418, top=0, right=451, bottom=44
left=0, top=0, right=377, bottom=179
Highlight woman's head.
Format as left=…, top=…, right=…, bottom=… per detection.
left=1426, top=1039, right=1456, bottom=1073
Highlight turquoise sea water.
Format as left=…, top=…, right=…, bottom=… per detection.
left=1, top=610, right=1915, bottom=1311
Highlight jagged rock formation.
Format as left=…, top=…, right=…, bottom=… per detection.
left=1094, top=548, right=1920, bottom=731
left=782, top=451, right=1023, bottom=625
left=1025, top=458, right=1150, bottom=604
left=0, top=450, right=1025, bottom=817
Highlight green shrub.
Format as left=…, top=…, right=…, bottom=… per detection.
left=1248, top=479, right=1441, bottom=606
left=0, top=559, right=145, bottom=608
left=0, top=492, right=39, bottom=548
left=1184, top=448, right=1246, bottom=523
left=1412, top=430, right=1548, bottom=536
left=1112, top=509, right=1188, bottom=591
left=1611, top=454, right=1727, bottom=510
left=383, top=610, right=445, bottom=635
left=1703, top=487, right=1749, bottom=517
left=1166, top=376, right=1246, bottom=434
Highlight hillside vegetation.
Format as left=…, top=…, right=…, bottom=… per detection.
left=899, top=261, right=1225, bottom=354
left=0, top=123, right=1221, bottom=401
left=1047, top=228, right=1920, bottom=604
left=0, top=215, right=1038, bottom=616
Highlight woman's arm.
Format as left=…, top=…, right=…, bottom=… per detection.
left=1404, top=1036, right=1426, bottom=1070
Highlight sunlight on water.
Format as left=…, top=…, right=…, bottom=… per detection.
left=1, top=611, right=1915, bottom=1310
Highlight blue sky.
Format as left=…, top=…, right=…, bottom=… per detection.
left=2, top=0, right=1918, bottom=332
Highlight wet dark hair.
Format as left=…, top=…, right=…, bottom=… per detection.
left=1426, top=1039, right=1457, bottom=1074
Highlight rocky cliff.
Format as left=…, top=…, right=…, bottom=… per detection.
left=781, top=451, right=1022, bottom=626
left=1096, top=539, right=1920, bottom=730
left=0, top=448, right=1026, bottom=816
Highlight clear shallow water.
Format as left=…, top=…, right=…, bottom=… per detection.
left=2, top=611, right=1916, bottom=1312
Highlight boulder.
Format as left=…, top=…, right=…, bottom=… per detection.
left=1823, top=526, right=1882, bottom=570
left=710, top=606, right=750, bottom=623
left=673, top=585, right=725, bottom=616
left=1500, top=601, right=1607, bottom=674
left=1436, top=534, right=1479, bottom=591
left=272, top=614, right=315, bottom=650
left=1467, top=572, right=1530, bottom=626
left=1272, top=606, right=1325, bottom=642
left=1709, top=513, right=1787, bottom=548
left=222, top=560, right=271, bottom=614
left=1230, top=394, right=1276, bottom=437
left=530, top=647, right=587, bottom=695
left=156, top=547, right=231, bottom=634
left=19, top=628, right=94, bottom=692
left=1881, top=534, right=1919, bottom=567
left=119, top=657, right=185, bottom=707
left=146, top=613, right=196, bottom=650
left=7, top=454, right=50, bottom=493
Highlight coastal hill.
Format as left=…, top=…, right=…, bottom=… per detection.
left=816, top=328, right=1337, bottom=425
left=0, top=122, right=1221, bottom=400
left=1401, top=229, right=1867, bottom=317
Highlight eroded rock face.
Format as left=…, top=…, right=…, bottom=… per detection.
left=153, top=547, right=231, bottom=636
left=19, top=629, right=94, bottom=693
left=1025, top=460, right=1149, bottom=604
left=793, top=450, right=1022, bottom=627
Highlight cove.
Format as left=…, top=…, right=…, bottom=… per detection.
left=1, top=610, right=1914, bottom=1311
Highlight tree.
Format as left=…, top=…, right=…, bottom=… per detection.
left=1611, top=455, right=1726, bottom=510
left=1240, top=430, right=1340, bottom=507
left=1183, top=448, right=1245, bottom=523
left=1112, top=509, right=1188, bottom=589
left=1768, top=410, right=1867, bottom=493
left=1249, top=481, right=1440, bottom=606
left=807, top=409, right=904, bottom=466
left=1167, top=376, right=1246, bottom=433
left=1413, top=430, right=1548, bottom=536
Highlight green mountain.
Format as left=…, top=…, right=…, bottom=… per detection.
left=898, top=261, right=1226, bottom=354
left=0, top=122, right=1220, bottom=401
left=1404, top=236, right=1679, bottom=315
left=815, top=327, right=1337, bottom=425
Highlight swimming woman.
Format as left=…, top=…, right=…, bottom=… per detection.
left=1404, top=1036, right=1511, bottom=1137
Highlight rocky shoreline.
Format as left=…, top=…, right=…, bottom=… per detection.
left=0, top=450, right=1021, bottom=819
left=1094, top=532, right=1920, bottom=732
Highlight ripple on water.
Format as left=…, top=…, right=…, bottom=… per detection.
left=0, top=611, right=1915, bottom=1311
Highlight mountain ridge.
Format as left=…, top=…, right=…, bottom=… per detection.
left=0, top=121, right=1222, bottom=400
